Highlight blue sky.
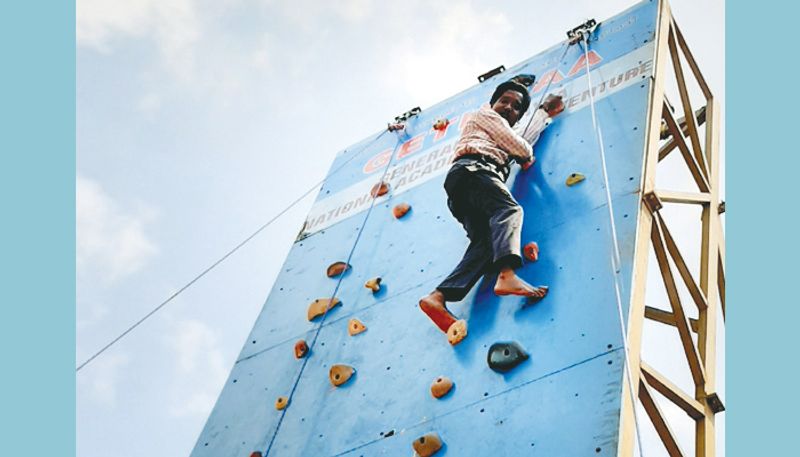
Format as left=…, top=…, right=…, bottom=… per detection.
left=76, top=1, right=724, bottom=455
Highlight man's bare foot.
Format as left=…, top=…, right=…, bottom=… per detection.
left=419, top=290, right=457, bottom=333
left=494, top=268, right=549, bottom=298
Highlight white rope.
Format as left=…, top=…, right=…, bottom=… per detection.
left=580, top=33, right=647, bottom=456
left=520, top=40, right=572, bottom=136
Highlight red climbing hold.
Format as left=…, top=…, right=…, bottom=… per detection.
left=294, top=340, right=309, bottom=359
left=326, top=261, right=350, bottom=278
left=523, top=242, right=539, bottom=262
left=392, top=203, right=410, bottom=219
left=433, top=118, right=450, bottom=131
left=370, top=182, right=390, bottom=198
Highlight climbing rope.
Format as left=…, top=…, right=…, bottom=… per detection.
left=261, top=124, right=409, bottom=456
left=579, top=32, right=647, bottom=456
left=519, top=39, right=573, bottom=136
left=76, top=130, right=390, bottom=373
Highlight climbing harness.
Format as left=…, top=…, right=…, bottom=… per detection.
left=261, top=115, right=417, bottom=456
left=579, top=27, right=647, bottom=457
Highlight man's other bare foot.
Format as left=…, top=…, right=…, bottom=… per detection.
left=494, top=268, right=549, bottom=298
left=419, top=290, right=457, bottom=333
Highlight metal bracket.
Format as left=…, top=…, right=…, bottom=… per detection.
left=643, top=191, right=663, bottom=214
left=393, top=106, right=421, bottom=123
left=477, top=65, right=506, bottom=83
left=706, top=392, right=725, bottom=414
left=567, top=18, right=598, bottom=44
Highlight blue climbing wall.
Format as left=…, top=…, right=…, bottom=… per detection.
left=191, top=1, right=659, bottom=456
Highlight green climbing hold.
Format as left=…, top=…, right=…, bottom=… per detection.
left=487, top=341, right=529, bottom=373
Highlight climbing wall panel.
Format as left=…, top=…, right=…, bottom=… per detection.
left=192, top=1, right=660, bottom=456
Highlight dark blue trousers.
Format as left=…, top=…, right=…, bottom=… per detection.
left=437, top=158, right=524, bottom=302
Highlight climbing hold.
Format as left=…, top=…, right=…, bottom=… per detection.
left=412, top=433, right=443, bottom=457
left=566, top=173, right=585, bottom=186
left=364, top=277, right=382, bottom=293
left=275, top=396, right=289, bottom=410
left=250, top=452, right=262, bottom=457
left=430, top=376, right=454, bottom=399
left=348, top=318, right=367, bottom=336
left=447, top=320, right=468, bottom=346
left=523, top=241, right=539, bottom=262
left=511, top=73, right=536, bottom=87
left=294, top=340, right=309, bottom=359
left=433, top=118, right=450, bottom=131
left=329, top=364, right=355, bottom=387
left=392, top=203, right=411, bottom=219
left=307, top=298, right=342, bottom=321
left=326, top=261, right=350, bottom=278
left=487, top=341, right=529, bottom=372
left=370, top=181, right=390, bottom=198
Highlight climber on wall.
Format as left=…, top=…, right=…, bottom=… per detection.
left=419, top=79, right=565, bottom=345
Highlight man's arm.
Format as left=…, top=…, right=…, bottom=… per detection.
left=475, top=108, right=532, bottom=162
left=515, top=94, right=565, bottom=146
left=515, top=108, right=551, bottom=146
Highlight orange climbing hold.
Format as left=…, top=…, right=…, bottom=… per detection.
left=370, top=182, right=390, bottom=198
left=430, top=376, right=454, bottom=399
left=447, top=320, right=468, bottom=346
left=307, top=298, right=341, bottom=321
left=249, top=452, right=262, bottom=457
left=275, top=396, right=289, bottom=410
left=348, top=318, right=367, bottom=336
left=329, top=364, right=355, bottom=387
left=523, top=241, right=540, bottom=262
left=392, top=203, right=411, bottom=219
left=326, top=261, right=350, bottom=278
left=364, top=277, right=382, bottom=293
left=294, top=340, right=309, bottom=359
left=412, top=433, right=443, bottom=457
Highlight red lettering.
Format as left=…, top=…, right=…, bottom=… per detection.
left=532, top=69, right=564, bottom=93
left=363, top=148, right=392, bottom=174
left=567, top=50, right=603, bottom=77
left=397, top=134, right=425, bottom=160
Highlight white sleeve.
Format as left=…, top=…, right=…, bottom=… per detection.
left=515, top=108, right=552, bottom=146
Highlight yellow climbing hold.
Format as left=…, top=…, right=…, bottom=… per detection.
left=348, top=318, right=367, bottom=336
left=566, top=173, right=586, bottom=186
left=364, top=277, right=382, bottom=293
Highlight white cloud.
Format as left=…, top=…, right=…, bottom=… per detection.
left=77, top=0, right=200, bottom=80
left=334, top=0, right=373, bottom=23
left=168, top=319, right=228, bottom=418
left=77, top=175, right=158, bottom=282
left=383, top=3, right=513, bottom=107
